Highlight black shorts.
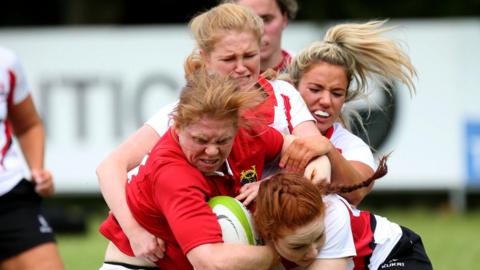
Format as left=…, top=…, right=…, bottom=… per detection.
left=0, top=179, right=56, bottom=260
left=379, top=226, right=433, bottom=270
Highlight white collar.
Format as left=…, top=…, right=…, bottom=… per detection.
left=204, top=160, right=233, bottom=177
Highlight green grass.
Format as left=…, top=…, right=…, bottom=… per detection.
left=57, top=209, right=480, bottom=270
left=375, top=208, right=480, bottom=270
left=57, top=214, right=108, bottom=270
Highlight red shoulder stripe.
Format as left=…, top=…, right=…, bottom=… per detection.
left=1, top=70, right=16, bottom=165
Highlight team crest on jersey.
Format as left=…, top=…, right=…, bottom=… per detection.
left=240, top=165, right=257, bottom=185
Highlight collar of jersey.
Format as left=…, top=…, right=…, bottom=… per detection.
left=204, top=160, right=233, bottom=177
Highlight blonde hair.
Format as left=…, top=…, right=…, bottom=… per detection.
left=172, top=70, right=264, bottom=130
left=288, top=20, right=416, bottom=128
left=185, top=3, right=264, bottom=76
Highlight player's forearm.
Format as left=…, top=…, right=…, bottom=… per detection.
left=327, top=147, right=374, bottom=205
left=188, top=243, right=277, bottom=270
left=17, top=122, right=45, bottom=170
left=307, top=258, right=350, bottom=270
left=96, top=154, right=142, bottom=235
left=97, top=124, right=160, bottom=233
left=292, top=120, right=322, bottom=137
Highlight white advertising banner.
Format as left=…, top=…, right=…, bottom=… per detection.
left=0, top=20, right=479, bottom=193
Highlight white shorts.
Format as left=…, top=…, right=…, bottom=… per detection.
left=100, top=262, right=159, bottom=270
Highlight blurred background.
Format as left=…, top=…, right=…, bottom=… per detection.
left=1, top=0, right=480, bottom=269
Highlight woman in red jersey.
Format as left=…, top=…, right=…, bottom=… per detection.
left=97, top=2, right=328, bottom=262
left=99, top=70, right=330, bottom=270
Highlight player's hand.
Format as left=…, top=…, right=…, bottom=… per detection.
left=304, top=155, right=331, bottom=185
left=31, top=169, right=54, bottom=197
left=128, top=227, right=166, bottom=262
left=280, top=135, right=331, bottom=172
left=236, top=182, right=261, bottom=206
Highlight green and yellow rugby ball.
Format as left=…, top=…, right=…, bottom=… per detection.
left=208, top=196, right=257, bottom=245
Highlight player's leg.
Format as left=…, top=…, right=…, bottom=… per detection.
left=1, top=242, right=64, bottom=270
left=0, top=179, right=64, bottom=270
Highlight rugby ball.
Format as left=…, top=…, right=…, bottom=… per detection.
left=208, top=196, right=257, bottom=245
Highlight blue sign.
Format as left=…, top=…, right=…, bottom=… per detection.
left=466, top=121, right=480, bottom=185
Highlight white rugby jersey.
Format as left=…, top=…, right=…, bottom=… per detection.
left=317, top=194, right=357, bottom=259
left=338, top=195, right=402, bottom=270
left=266, top=49, right=292, bottom=74
left=146, top=77, right=314, bottom=136
left=0, top=47, right=31, bottom=196
left=282, top=194, right=402, bottom=270
left=325, top=122, right=377, bottom=170
left=280, top=194, right=356, bottom=269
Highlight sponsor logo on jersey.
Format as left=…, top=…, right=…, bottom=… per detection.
left=380, top=258, right=405, bottom=268
left=240, top=165, right=257, bottom=185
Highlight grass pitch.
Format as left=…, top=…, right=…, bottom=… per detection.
left=57, top=208, right=480, bottom=270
